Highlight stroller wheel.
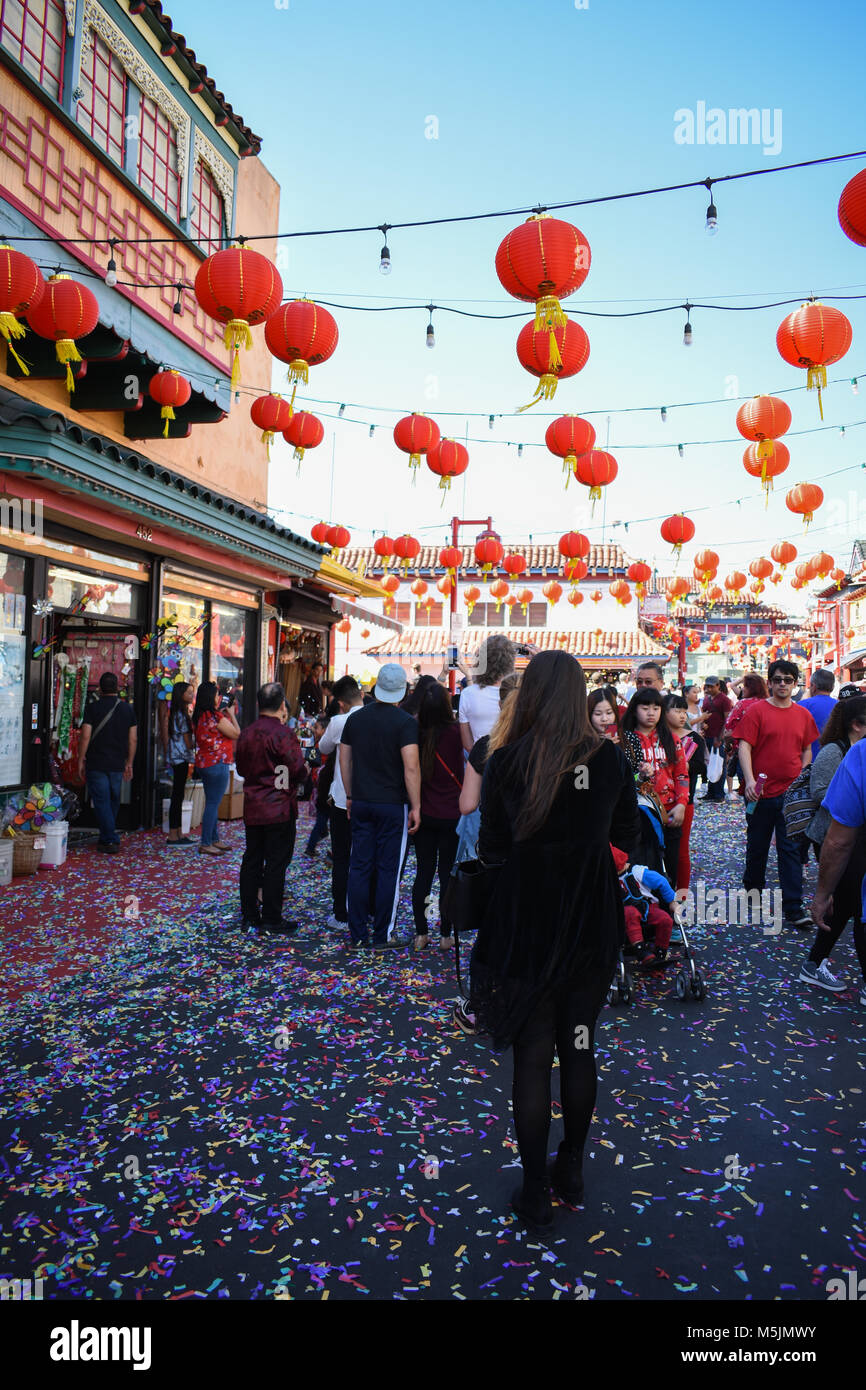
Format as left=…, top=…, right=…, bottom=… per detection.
left=690, top=970, right=706, bottom=1001
left=675, top=970, right=688, bottom=1000
left=620, top=978, right=633, bottom=1006
left=606, top=984, right=619, bottom=1006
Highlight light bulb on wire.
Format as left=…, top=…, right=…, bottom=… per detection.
left=677, top=444, right=684, bottom=458
left=683, top=303, right=693, bottom=347
left=425, top=305, right=435, bottom=349
left=369, top=425, right=375, bottom=438
left=338, top=404, right=346, bottom=418
left=660, top=406, right=667, bottom=422
left=517, top=443, right=523, bottom=458
left=378, top=225, right=391, bottom=274
left=853, top=378, right=860, bottom=396
left=105, top=240, right=118, bottom=287
left=489, top=414, right=494, bottom=430
left=704, top=180, right=718, bottom=235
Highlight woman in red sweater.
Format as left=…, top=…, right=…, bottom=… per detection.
left=621, top=687, right=688, bottom=883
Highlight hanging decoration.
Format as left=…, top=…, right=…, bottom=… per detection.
left=474, top=534, right=503, bottom=583
left=194, top=244, right=283, bottom=389
left=776, top=302, right=852, bottom=418
left=573, top=449, right=618, bottom=511
left=557, top=531, right=590, bottom=580
left=325, top=524, right=351, bottom=557
left=502, top=552, right=527, bottom=582
left=749, top=557, right=773, bottom=582
left=394, top=533, right=421, bottom=576
left=693, top=548, right=719, bottom=593
left=463, top=584, right=481, bottom=617
left=515, top=318, right=590, bottom=411
left=838, top=168, right=866, bottom=246
left=426, top=438, right=469, bottom=499
left=668, top=576, right=690, bottom=600
left=0, top=245, right=45, bottom=373
left=810, top=551, right=834, bottom=578
left=283, top=411, right=324, bottom=467
left=251, top=393, right=293, bottom=457
left=609, top=579, right=631, bottom=606
left=706, top=585, right=724, bottom=603
left=337, top=618, right=352, bottom=634
left=830, top=567, right=846, bottom=588
left=311, top=521, right=331, bottom=544
left=544, top=414, right=596, bottom=486
left=794, top=560, right=815, bottom=585
left=567, top=588, right=584, bottom=608
left=410, top=578, right=431, bottom=611
left=439, top=545, right=463, bottom=580
left=495, top=213, right=591, bottom=337
left=660, top=513, right=695, bottom=559
left=770, top=540, right=797, bottom=569
left=542, top=580, right=562, bottom=607
left=590, top=589, right=602, bottom=604
left=26, top=274, right=99, bottom=392
left=626, top=561, right=651, bottom=598
left=381, top=573, right=400, bottom=611
left=735, top=394, right=792, bottom=466
left=517, top=587, right=534, bottom=615
left=437, top=575, right=454, bottom=599
left=373, top=535, right=396, bottom=571
left=743, top=439, right=790, bottom=503
left=563, top=558, right=588, bottom=587
left=724, top=571, right=747, bottom=594
left=489, top=579, right=510, bottom=613
left=785, top=481, right=824, bottom=529
left=264, top=298, right=339, bottom=406
left=148, top=369, right=191, bottom=437
left=393, top=413, right=441, bottom=477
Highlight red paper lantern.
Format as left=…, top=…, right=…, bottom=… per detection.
left=567, top=588, right=584, bottom=608
left=771, top=540, right=797, bottom=569
left=516, top=587, right=534, bottom=614
left=735, top=395, right=792, bottom=460
left=563, top=558, right=588, bottom=585
left=0, top=245, right=45, bottom=372
left=381, top=574, right=400, bottom=594
left=475, top=534, right=503, bottom=581
left=311, top=522, right=330, bottom=544
left=706, top=585, right=724, bottom=603
left=148, top=369, right=192, bottom=437
left=194, top=245, right=282, bottom=388
left=463, top=584, right=481, bottom=616
left=573, top=449, right=618, bottom=509
left=26, top=274, right=99, bottom=392
left=749, top=557, right=773, bottom=581
left=810, top=551, right=834, bottom=578
left=251, top=393, right=293, bottom=455
left=542, top=580, right=562, bottom=606
left=830, top=568, right=846, bottom=589
left=694, top=549, right=719, bottom=575
left=609, top=579, right=631, bottom=606
left=426, top=438, right=469, bottom=496
left=411, top=578, right=430, bottom=611
left=394, top=533, right=421, bottom=575
left=437, top=575, right=453, bottom=598
left=439, top=545, right=463, bottom=578
left=660, top=513, right=695, bottom=557
left=326, top=524, right=351, bottom=552
left=590, top=589, right=602, bottom=604
left=794, top=560, right=815, bottom=585
left=838, top=168, right=866, bottom=247
left=374, top=535, right=395, bottom=570
left=668, top=577, right=689, bottom=600
left=265, top=298, right=338, bottom=390
left=361, top=628, right=370, bottom=639
left=495, top=214, right=591, bottom=329
left=502, top=552, right=526, bottom=580
left=283, top=410, right=324, bottom=464
left=393, top=413, right=441, bottom=473
left=558, top=531, right=591, bottom=566
left=545, top=414, right=596, bottom=486
left=785, top=481, right=824, bottom=529
left=743, top=439, right=790, bottom=500
left=489, top=579, right=510, bottom=612
left=627, top=561, right=651, bottom=597
left=516, top=318, right=590, bottom=410
left=725, top=572, right=747, bottom=594
left=776, top=302, right=853, bottom=417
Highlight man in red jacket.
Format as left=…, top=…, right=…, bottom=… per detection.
left=235, top=682, right=307, bottom=934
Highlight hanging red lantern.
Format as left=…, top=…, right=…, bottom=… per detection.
left=394, top=533, right=421, bottom=575
left=743, top=439, right=790, bottom=501
left=463, top=584, right=481, bottom=617
left=264, top=298, right=338, bottom=397
left=311, top=522, right=330, bottom=544
left=411, top=578, right=431, bottom=611
left=516, top=587, right=534, bottom=615
left=502, top=552, right=526, bottom=580
left=325, top=524, right=351, bottom=556
left=626, top=561, right=651, bottom=598
left=0, top=245, right=45, bottom=373
left=810, top=551, right=834, bottom=578
left=794, top=560, right=815, bottom=585
left=776, top=302, right=853, bottom=418
left=361, top=628, right=370, bottom=639
left=194, top=244, right=282, bottom=388
left=573, top=449, right=618, bottom=511
left=148, top=369, right=192, bottom=437
left=426, top=438, right=469, bottom=498
left=475, top=534, right=503, bottom=582
left=725, top=571, right=747, bottom=594
left=567, top=589, right=584, bottom=608
left=750, top=580, right=765, bottom=598
left=735, top=395, right=792, bottom=461
left=393, top=413, right=441, bottom=474
left=771, top=540, right=797, bottom=569
left=589, top=589, right=602, bottom=604
left=337, top=617, right=352, bottom=634
left=660, top=513, right=695, bottom=558
left=251, top=393, right=293, bottom=456
left=437, top=575, right=453, bottom=598
left=707, top=585, right=724, bottom=603
left=381, top=573, right=399, bottom=612
left=26, top=273, right=99, bottom=392
left=838, top=168, right=866, bottom=246
left=495, top=214, right=591, bottom=333
left=557, top=531, right=591, bottom=573
left=489, top=579, right=510, bottom=613
left=749, top=557, right=773, bottom=581
left=283, top=411, right=324, bottom=464
left=694, top=548, right=719, bottom=576
left=609, top=579, right=631, bottom=607
left=830, top=567, right=846, bottom=589
left=785, top=481, right=824, bottom=529
left=668, top=576, right=690, bottom=600
left=516, top=318, right=590, bottom=411
left=543, top=580, right=562, bottom=606
left=545, top=414, right=596, bottom=486
left=374, top=535, right=396, bottom=570
left=563, top=558, right=588, bottom=586
left=439, top=545, right=463, bottom=579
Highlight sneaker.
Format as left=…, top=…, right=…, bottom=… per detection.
left=303, top=846, right=317, bottom=859
left=786, top=914, right=813, bottom=931
left=372, top=938, right=401, bottom=951
left=105, top=842, right=121, bottom=854
left=453, top=998, right=477, bottom=1034
left=799, top=959, right=846, bottom=993
left=326, top=914, right=347, bottom=930
left=166, top=836, right=195, bottom=847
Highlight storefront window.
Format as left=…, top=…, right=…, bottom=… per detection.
left=0, top=550, right=27, bottom=787
left=211, top=601, right=246, bottom=706
left=47, top=565, right=143, bottom=619
left=161, top=591, right=206, bottom=687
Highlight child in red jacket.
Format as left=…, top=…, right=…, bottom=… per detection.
left=621, top=688, right=688, bottom=883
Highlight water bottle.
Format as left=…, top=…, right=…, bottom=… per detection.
left=746, top=772, right=767, bottom=815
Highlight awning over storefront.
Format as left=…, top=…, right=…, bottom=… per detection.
left=332, top=595, right=402, bottom=634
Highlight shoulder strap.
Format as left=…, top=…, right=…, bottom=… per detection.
left=88, top=699, right=121, bottom=743
left=435, top=749, right=463, bottom=788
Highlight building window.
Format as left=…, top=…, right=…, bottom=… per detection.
left=392, top=602, right=411, bottom=624
left=0, top=0, right=65, bottom=98
left=77, top=31, right=127, bottom=164
left=137, top=93, right=180, bottom=219
left=414, top=602, right=444, bottom=627
left=467, top=602, right=546, bottom=628
left=190, top=159, right=225, bottom=249
left=527, top=602, right=547, bottom=627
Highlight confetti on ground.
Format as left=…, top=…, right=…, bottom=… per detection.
left=1, top=801, right=864, bottom=1300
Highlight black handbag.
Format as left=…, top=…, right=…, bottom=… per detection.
left=442, top=857, right=501, bottom=936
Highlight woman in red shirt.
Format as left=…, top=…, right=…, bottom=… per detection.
left=412, top=682, right=465, bottom=950
left=723, top=672, right=768, bottom=796
left=193, top=681, right=240, bottom=855
left=622, top=688, right=688, bottom=883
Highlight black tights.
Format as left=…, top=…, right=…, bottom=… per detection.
left=511, top=969, right=610, bottom=1182
left=809, top=841, right=866, bottom=979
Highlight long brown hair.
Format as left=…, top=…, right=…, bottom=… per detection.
left=417, top=681, right=455, bottom=782
left=493, top=650, right=602, bottom=840
left=486, top=673, right=523, bottom=755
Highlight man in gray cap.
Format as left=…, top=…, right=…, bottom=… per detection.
left=339, top=663, right=420, bottom=948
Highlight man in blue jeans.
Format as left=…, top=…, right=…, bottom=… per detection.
left=77, top=672, right=137, bottom=853
left=339, top=663, right=420, bottom=949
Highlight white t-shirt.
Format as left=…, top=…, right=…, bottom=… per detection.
left=318, top=703, right=361, bottom=810
left=458, top=682, right=502, bottom=742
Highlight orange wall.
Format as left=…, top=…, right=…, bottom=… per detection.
left=0, top=72, right=280, bottom=510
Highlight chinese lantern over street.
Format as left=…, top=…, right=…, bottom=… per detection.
left=794, top=560, right=814, bottom=585
left=394, top=533, right=421, bottom=575
left=411, top=578, right=431, bottom=610
left=563, top=558, right=588, bottom=586
left=516, top=587, right=534, bottom=615
left=251, top=393, right=293, bottom=456
left=725, top=571, right=747, bottom=594
left=495, top=214, right=591, bottom=334
left=558, top=531, right=590, bottom=578
left=26, top=273, right=99, bottom=392
left=627, top=561, right=651, bottom=598
left=475, top=533, right=503, bottom=582
left=776, top=302, right=853, bottom=417
left=668, top=576, right=689, bottom=600
left=573, top=449, right=618, bottom=511
left=439, top=545, right=463, bottom=579
left=609, top=579, right=631, bottom=606
left=337, top=618, right=352, bottom=634
left=743, top=440, right=790, bottom=501
left=785, top=481, right=824, bottom=529
left=838, top=168, right=866, bottom=246
left=0, top=245, right=44, bottom=372
left=437, top=575, right=453, bottom=598
left=830, top=567, right=846, bottom=589
left=381, top=573, right=400, bottom=610
left=693, top=549, right=719, bottom=591
left=311, top=521, right=330, bottom=544
left=770, top=540, right=797, bottom=569
left=463, top=584, right=481, bottom=617
left=516, top=318, right=590, bottom=410
left=735, top=395, right=792, bottom=462
left=265, top=298, right=338, bottom=395
left=283, top=410, right=324, bottom=465
left=374, top=535, right=396, bottom=570
left=749, top=557, right=773, bottom=582
left=543, top=580, right=562, bottom=606
left=810, top=551, right=834, bottom=578
left=590, top=589, right=602, bottom=604
left=426, top=438, right=469, bottom=497
left=361, top=629, right=370, bottom=640
left=148, top=369, right=191, bottom=437
left=393, top=412, right=441, bottom=474
left=545, top=414, right=596, bottom=486
left=325, top=524, right=350, bottom=556
left=503, top=552, right=527, bottom=581
left=707, top=584, right=724, bottom=603
left=567, top=588, right=584, bottom=608
left=194, top=244, right=282, bottom=388
left=660, top=513, right=695, bottom=559
left=489, top=579, right=510, bottom=612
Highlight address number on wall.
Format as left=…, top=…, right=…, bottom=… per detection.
left=136, top=525, right=153, bottom=541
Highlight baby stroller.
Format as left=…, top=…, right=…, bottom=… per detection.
left=607, top=794, right=706, bottom=1006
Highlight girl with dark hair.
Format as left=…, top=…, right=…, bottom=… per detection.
left=193, top=680, right=240, bottom=855
left=724, top=673, right=768, bottom=795
left=463, top=651, right=640, bottom=1229
left=587, top=685, right=621, bottom=742
left=800, top=689, right=866, bottom=994
left=412, top=682, right=464, bottom=949
left=663, top=693, right=706, bottom=891
left=622, top=688, right=688, bottom=882
left=166, top=681, right=195, bottom=846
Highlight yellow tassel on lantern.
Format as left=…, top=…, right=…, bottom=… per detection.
left=756, top=438, right=774, bottom=461
left=534, top=295, right=567, bottom=335
left=0, top=312, right=31, bottom=374
left=55, top=338, right=81, bottom=392
left=563, top=453, right=576, bottom=489
left=260, top=429, right=275, bottom=461
left=287, top=358, right=310, bottom=385
left=223, top=318, right=253, bottom=391
left=161, top=404, right=175, bottom=438
left=517, top=373, right=559, bottom=413
left=806, top=364, right=827, bottom=420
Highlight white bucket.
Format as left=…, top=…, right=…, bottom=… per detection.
left=162, top=799, right=193, bottom=835
left=40, top=821, right=69, bottom=868
left=0, top=839, right=13, bottom=886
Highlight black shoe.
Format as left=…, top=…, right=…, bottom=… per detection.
left=785, top=914, right=813, bottom=931
left=105, top=841, right=121, bottom=854
left=700, top=795, right=724, bottom=803
left=372, top=937, right=401, bottom=951
left=240, top=912, right=262, bottom=928
left=257, top=919, right=299, bottom=935
left=511, top=1179, right=554, bottom=1229
left=550, top=1142, right=585, bottom=1206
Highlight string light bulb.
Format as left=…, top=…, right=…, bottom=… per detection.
left=517, top=443, right=523, bottom=458
left=840, top=426, right=846, bottom=438
left=853, top=378, right=860, bottom=395
left=378, top=226, right=391, bottom=275
left=425, top=305, right=435, bottom=349
left=172, top=282, right=183, bottom=315
left=704, top=180, right=718, bottom=235
left=369, top=424, right=375, bottom=438
left=338, top=403, right=346, bottom=418
left=660, top=406, right=667, bottom=422
left=488, top=414, right=494, bottom=430
left=105, top=239, right=118, bottom=287
left=683, top=303, right=693, bottom=347
left=677, top=444, right=684, bottom=458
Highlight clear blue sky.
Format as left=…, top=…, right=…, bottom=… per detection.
left=178, top=0, right=866, bottom=607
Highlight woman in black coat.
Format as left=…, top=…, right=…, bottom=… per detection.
left=468, top=650, right=640, bottom=1228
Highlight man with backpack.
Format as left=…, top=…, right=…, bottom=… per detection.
left=77, top=672, right=137, bottom=853
left=737, top=659, right=819, bottom=931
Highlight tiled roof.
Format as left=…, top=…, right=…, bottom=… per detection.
left=337, top=543, right=628, bottom=576
left=365, top=627, right=670, bottom=659
left=672, top=601, right=788, bottom=620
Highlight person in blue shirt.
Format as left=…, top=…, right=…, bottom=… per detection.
left=811, top=736, right=866, bottom=1006
left=798, top=669, right=837, bottom=761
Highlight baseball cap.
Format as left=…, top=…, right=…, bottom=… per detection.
left=374, top=662, right=408, bottom=704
